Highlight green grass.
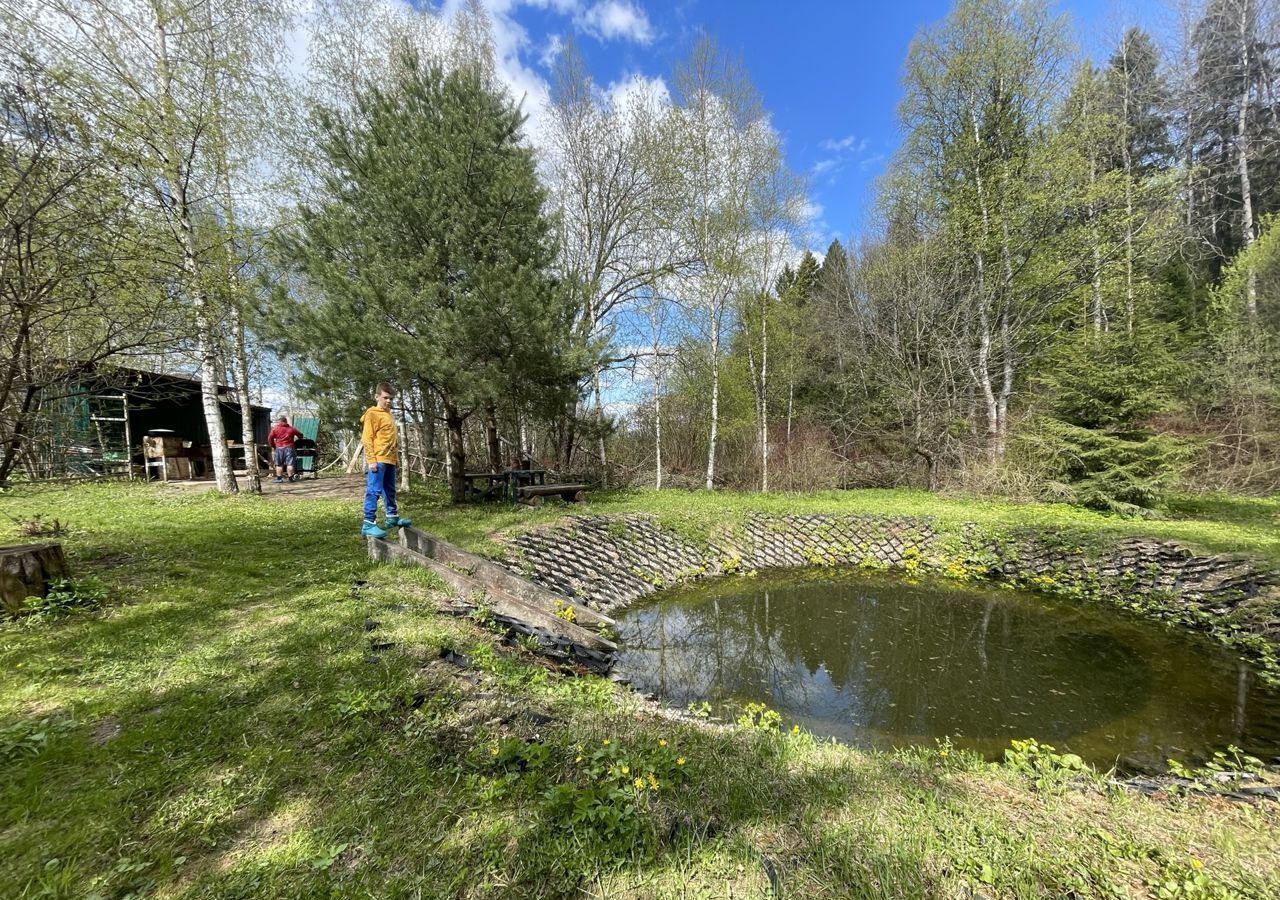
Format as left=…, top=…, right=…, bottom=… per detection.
left=1, top=482, right=1278, bottom=898
left=405, top=484, right=1280, bottom=562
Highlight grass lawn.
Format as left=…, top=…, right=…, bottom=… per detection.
left=402, top=484, right=1280, bottom=563
left=1, top=482, right=1278, bottom=899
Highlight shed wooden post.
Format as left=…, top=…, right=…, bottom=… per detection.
left=122, top=394, right=134, bottom=480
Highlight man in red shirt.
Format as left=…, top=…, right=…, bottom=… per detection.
left=267, top=415, right=304, bottom=483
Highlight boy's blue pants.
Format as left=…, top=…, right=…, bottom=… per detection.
left=364, top=463, right=397, bottom=522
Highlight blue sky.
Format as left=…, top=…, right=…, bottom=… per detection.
left=450, top=0, right=1165, bottom=253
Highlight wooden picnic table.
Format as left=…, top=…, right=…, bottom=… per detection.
left=462, top=471, right=506, bottom=501
left=462, top=469, right=548, bottom=502
left=461, top=468, right=587, bottom=505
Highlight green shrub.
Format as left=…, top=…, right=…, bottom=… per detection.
left=22, top=577, right=108, bottom=620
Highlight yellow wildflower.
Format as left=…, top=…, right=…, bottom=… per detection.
left=659, top=739, right=667, bottom=747
left=1191, top=859, right=1203, bottom=871
left=791, top=725, right=800, bottom=734
left=621, top=766, right=630, bottom=775
left=602, top=738, right=611, bottom=746
left=489, top=747, right=499, bottom=757
left=575, top=755, right=583, bottom=763
left=940, top=750, right=949, bottom=758
left=647, top=772, right=659, bottom=789
left=676, top=757, right=685, bottom=766
left=633, top=777, right=645, bottom=790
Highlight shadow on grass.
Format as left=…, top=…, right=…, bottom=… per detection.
left=11, top=484, right=1260, bottom=898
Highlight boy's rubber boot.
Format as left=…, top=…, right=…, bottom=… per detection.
left=386, top=514, right=412, bottom=528
left=361, top=520, right=388, bottom=539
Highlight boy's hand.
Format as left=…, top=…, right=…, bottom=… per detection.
left=368, top=463, right=378, bottom=472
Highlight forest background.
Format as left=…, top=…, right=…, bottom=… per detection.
left=2, top=0, right=1277, bottom=513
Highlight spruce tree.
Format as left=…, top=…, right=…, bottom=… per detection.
left=1104, top=28, right=1174, bottom=175
left=1030, top=327, right=1186, bottom=514
left=815, top=239, right=848, bottom=307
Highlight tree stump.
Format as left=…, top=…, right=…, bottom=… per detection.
left=0, top=543, right=70, bottom=615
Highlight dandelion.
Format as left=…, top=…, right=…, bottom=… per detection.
left=647, top=772, right=659, bottom=789
left=633, top=777, right=645, bottom=790
left=676, top=757, right=685, bottom=766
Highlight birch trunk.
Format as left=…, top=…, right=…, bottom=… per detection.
left=759, top=296, right=769, bottom=492
left=653, top=390, right=663, bottom=490
left=593, top=368, right=607, bottom=487
left=153, top=11, right=235, bottom=492
left=704, top=298, right=720, bottom=490
left=970, top=113, right=1001, bottom=461
left=1121, top=62, right=1136, bottom=333
left=230, top=304, right=260, bottom=493
left=1237, top=0, right=1258, bottom=322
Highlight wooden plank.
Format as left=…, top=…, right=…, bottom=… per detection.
left=517, top=483, right=588, bottom=497
left=398, top=526, right=613, bottom=627
left=367, top=537, right=616, bottom=652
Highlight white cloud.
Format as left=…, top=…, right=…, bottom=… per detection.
left=576, top=0, right=655, bottom=44
left=540, top=33, right=564, bottom=69
left=800, top=198, right=823, bottom=227
left=819, top=134, right=867, bottom=153
left=811, top=133, right=875, bottom=182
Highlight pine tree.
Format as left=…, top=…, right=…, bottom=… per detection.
left=271, top=52, right=581, bottom=502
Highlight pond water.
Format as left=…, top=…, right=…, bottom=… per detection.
left=612, top=570, right=1280, bottom=771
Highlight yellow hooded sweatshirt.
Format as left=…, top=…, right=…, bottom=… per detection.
left=361, top=406, right=399, bottom=465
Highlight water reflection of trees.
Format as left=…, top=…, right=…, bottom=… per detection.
left=615, top=577, right=1186, bottom=748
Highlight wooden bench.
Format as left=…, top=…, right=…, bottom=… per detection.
left=516, top=483, right=588, bottom=506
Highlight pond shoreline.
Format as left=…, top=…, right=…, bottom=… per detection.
left=496, top=512, right=1280, bottom=682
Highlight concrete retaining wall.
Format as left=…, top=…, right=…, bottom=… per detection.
left=498, top=514, right=1280, bottom=634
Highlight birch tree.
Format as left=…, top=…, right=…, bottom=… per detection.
left=23, top=0, right=292, bottom=492
left=544, top=45, right=674, bottom=479
left=0, top=22, right=175, bottom=484
left=1186, top=0, right=1280, bottom=325
left=900, top=0, right=1070, bottom=460
left=669, top=37, right=787, bottom=489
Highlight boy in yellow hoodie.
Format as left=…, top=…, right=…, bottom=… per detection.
left=360, top=382, right=412, bottom=538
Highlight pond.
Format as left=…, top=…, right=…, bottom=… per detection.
left=612, top=570, right=1280, bottom=771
